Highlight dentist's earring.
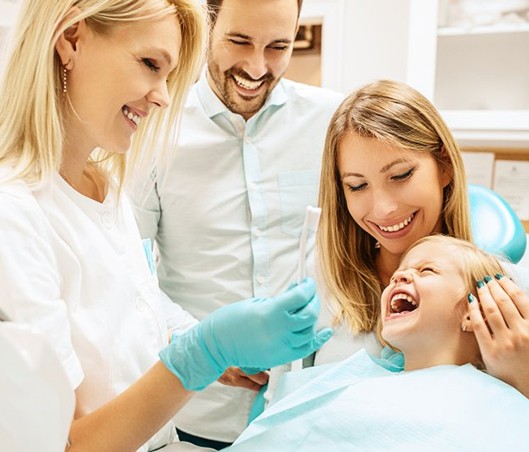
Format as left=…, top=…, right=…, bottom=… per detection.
left=62, top=66, right=68, bottom=93
left=62, top=59, right=71, bottom=94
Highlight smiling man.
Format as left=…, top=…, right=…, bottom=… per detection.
left=206, top=0, right=297, bottom=119
left=132, top=0, right=343, bottom=448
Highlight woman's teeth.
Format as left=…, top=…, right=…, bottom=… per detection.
left=233, top=74, right=263, bottom=90
left=378, top=213, right=415, bottom=232
left=122, top=106, right=141, bottom=126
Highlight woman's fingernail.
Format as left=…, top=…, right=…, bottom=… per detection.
left=484, top=275, right=492, bottom=283
left=467, top=293, right=475, bottom=303
left=477, top=280, right=484, bottom=288
left=494, top=273, right=503, bottom=280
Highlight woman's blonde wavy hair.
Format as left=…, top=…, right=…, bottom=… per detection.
left=0, top=0, right=205, bottom=191
left=318, top=80, right=472, bottom=333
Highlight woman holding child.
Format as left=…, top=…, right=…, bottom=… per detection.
left=316, top=79, right=529, bottom=398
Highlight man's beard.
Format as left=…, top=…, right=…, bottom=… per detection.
left=209, top=62, right=278, bottom=118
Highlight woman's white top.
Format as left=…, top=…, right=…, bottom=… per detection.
left=0, top=172, right=196, bottom=451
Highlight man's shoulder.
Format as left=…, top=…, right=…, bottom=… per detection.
left=182, top=81, right=202, bottom=108
left=281, top=78, right=344, bottom=107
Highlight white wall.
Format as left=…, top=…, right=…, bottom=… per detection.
left=300, top=0, right=413, bottom=94
left=338, top=0, right=411, bottom=95
left=0, top=0, right=20, bottom=28
left=0, top=0, right=21, bottom=63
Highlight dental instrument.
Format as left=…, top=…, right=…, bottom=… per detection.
left=292, top=205, right=321, bottom=371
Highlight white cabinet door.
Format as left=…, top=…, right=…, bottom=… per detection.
left=407, top=0, right=529, bottom=147
left=310, top=0, right=529, bottom=147
left=301, top=0, right=413, bottom=94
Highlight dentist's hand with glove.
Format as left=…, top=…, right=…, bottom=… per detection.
left=160, top=277, right=333, bottom=391
left=63, top=278, right=334, bottom=451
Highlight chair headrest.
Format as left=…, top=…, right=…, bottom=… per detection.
left=469, top=184, right=527, bottom=263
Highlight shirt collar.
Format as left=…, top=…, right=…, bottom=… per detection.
left=197, top=70, right=290, bottom=121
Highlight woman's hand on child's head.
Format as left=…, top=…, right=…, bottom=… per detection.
left=469, top=274, right=529, bottom=398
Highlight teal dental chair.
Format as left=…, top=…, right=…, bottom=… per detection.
left=468, top=184, right=527, bottom=264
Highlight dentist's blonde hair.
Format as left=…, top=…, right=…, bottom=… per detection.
left=0, top=0, right=205, bottom=190
left=318, top=80, right=472, bottom=333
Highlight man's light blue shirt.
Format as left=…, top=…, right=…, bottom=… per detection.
left=132, top=73, right=343, bottom=440
left=134, top=73, right=343, bottom=318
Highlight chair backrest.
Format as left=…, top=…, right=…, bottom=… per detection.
left=468, top=184, right=527, bottom=264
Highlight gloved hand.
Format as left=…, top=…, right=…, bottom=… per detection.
left=159, top=278, right=333, bottom=391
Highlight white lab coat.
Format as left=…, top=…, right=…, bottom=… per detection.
left=0, top=171, right=196, bottom=451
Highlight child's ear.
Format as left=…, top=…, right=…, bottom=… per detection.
left=461, top=314, right=473, bottom=333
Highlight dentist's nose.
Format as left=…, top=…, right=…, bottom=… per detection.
left=148, top=80, right=170, bottom=109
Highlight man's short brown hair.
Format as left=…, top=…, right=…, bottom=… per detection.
left=206, top=0, right=303, bottom=28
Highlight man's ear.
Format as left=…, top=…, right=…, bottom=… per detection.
left=55, top=7, right=85, bottom=69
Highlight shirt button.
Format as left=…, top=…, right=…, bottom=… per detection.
left=135, top=297, right=145, bottom=312
left=101, top=212, right=113, bottom=228
left=255, top=228, right=262, bottom=237
left=250, top=182, right=258, bottom=190
left=257, top=275, right=265, bottom=284
left=244, top=136, right=252, bottom=144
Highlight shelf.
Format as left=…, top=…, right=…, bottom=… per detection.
left=438, top=22, right=529, bottom=37
left=441, top=110, right=529, bottom=131
left=440, top=110, right=529, bottom=148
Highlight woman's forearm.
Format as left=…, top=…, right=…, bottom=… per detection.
left=67, top=361, right=193, bottom=452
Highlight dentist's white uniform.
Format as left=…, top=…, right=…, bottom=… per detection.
left=0, top=171, right=197, bottom=451
left=0, top=322, right=74, bottom=452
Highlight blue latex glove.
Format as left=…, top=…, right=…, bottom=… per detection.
left=159, top=278, right=333, bottom=391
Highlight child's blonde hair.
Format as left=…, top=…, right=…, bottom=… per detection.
left=404, top=235, right=509, bottom=301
